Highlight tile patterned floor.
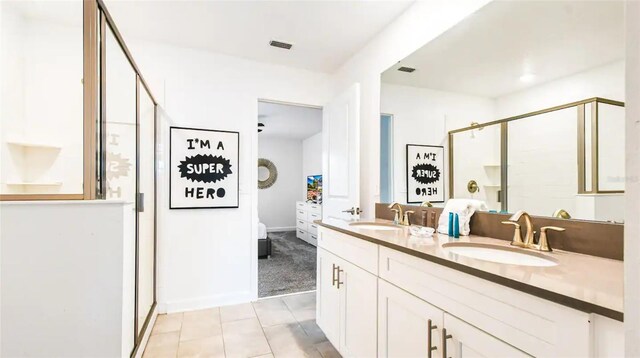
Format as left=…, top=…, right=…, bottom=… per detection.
left=143, top=292, right=341, bottom=358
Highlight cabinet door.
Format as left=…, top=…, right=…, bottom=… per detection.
left=378, top=279, right=444, bottom=358
left=317, top=248, right=341, bottom=347
left=443, top=314, right=531, bottom=358
left=339, top=259, right=377, bottom=358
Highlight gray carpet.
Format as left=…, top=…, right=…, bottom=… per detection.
left=259, top=231, right=317, bottom=298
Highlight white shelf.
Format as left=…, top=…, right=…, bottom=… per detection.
left=5, top=182, right=62, bottom=186
left=6, top=140, right=62, bottom=150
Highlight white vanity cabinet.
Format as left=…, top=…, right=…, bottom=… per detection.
left=317, top=225, right=624, bottom=358
left=378, top=279, right=445, bottom=358
left=316, top=230, right=378, bottom=358
left=378, top=280, right=528, bottom=358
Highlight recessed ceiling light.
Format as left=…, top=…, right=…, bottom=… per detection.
left=519, top=73, right=535, bottom=83
left=269, top=40, right=292, bottom=50
left=398, top=66, right=416, bottom=73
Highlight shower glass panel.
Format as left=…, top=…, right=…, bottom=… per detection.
left=598, top=102, right=625, bottom=192
left=0, top=0, right=84, bottom=196
left=104, top=24, right=137, bottom=345
left=507, top=107, right=578, bottom=217
left=451, top=123, right=502, bottom=211
left=137, top=83, right=156, bottom=336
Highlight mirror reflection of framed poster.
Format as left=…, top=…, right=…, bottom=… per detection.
left=406, top=144, right=445, bottom=204
left=170, top=126, right=239, bottom=209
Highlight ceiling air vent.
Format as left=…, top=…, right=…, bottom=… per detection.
left=398, top=66, right=416, bottom=73
left=269, top=40, right=293, bottom=50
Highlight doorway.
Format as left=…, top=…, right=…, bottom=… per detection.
left=380, top=114, right=394, bottom=203
left=257, top=100, right=323, bottom=298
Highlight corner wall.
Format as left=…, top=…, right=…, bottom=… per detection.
left=330, top=0, right=493, bottom=218
left=128, top=40, right=333, bottom=312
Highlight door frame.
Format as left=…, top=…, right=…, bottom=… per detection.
left=253, top=98, right=323, bottom=300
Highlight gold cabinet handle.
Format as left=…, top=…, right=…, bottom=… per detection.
left=442, top=328, right=452, bottom=358
left=427, top=319, right=438, bottom=358
left=336, top=266, right=344, bottom=289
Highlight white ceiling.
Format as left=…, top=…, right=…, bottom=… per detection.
left=381, top=1, right=625, bottom=98
left=258, top=101, right=322, bottom=140
left=103, top=0, right=414, bottom=73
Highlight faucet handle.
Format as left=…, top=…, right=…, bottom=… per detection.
left=404, top=210, right=415, bottom=226
left=390, top=208, right=400, bottom=224
left=538, top=226, right=566, bottom=252
left=501, top=221, right=525, bottom=247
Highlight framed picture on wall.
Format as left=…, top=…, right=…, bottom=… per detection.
left=406, top=144, right=445, bottom=204
left=170, top=126, right=239, bottom=209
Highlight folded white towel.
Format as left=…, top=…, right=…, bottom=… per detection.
left=437, top=199, right=488, bottom=236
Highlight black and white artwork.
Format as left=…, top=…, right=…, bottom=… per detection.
left=406, top=144, right=445, bottom=204
left=170, top=126, right=239, bottom=209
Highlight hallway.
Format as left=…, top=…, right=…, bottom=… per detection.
left=143, top=292, right=339, bottom=358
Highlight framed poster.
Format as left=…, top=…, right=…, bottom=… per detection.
left=170, top=126, right=239, bottom=209
left=406, top=144, right=445, bottom=204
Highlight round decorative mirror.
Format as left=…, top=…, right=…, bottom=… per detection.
left=258, top=158, right=278, bottom=189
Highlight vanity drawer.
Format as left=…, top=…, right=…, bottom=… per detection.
left=308, top=212, right=322, bottom=222
left=308, top=222, right=319, bottom=235
left=318, top=227, right=378, bottom=275
left=378, top=246, right=590, bottom=357
left=296, top=228, right=308, bottom=241
left=296, top=202, right=307, bottom=210
left=296, top=219, right=308, bottom=231
left=296, top=209, right=307, bottom=221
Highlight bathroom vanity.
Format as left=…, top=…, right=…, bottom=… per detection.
left=315, top=218, right=623, bottom=358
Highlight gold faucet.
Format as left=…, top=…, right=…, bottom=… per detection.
left=420, top=201, right=433, bottom=208
left=388, top=202, right=412, bottom=226
left=502, top=210, right=565, bottom=252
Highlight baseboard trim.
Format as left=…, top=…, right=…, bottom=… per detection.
left=161, top=291, right=254, bottom=314
left=267, top=226, right=296, bottom=233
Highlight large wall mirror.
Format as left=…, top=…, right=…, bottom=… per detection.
left=379, top=0, right=624, bottom=223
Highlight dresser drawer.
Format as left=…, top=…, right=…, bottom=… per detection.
left=308, top=203, right=322, bottom=214
left=307, top=233, right=318, bottom=246
left=296, top=209, right=307, bottom=221
left=308, top=212, right=322, bottom=222
left=308, top=222, right=319, bottom=235
left=296, top=219, right=308, bottom=231
left=318, top=227, right=378, bottom=275
left=296, top=228, right=308, bottom=241
left=296, top=201, right=307, bottom=210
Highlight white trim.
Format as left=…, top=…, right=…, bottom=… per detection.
left=267, top=226, right=296, bottom=232
left=161, top=291, right=254, bottom=314
left=258, top=289, right=317, bottom=300
left=133, top=305, right=158, bottom=358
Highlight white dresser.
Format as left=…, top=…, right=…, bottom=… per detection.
left=295, top=201, right=322, bottom=246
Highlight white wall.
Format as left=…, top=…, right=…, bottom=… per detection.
left=123, top=38, right=333, bottom=312
left=302, top=132, right=322, bottom=200
left=0, top=201, right=135, bottom=357
left=258, top=138, right=303, bottom=231
left=626, top=2, right=640, bottom=354
left=380, top=83, right=496, bottom=205
left=495, top=61, right=624, bottom=118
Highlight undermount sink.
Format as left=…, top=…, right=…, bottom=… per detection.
left=349, top=222, right=402, bottom=231
left=442, top=242, right=558, bottom=267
